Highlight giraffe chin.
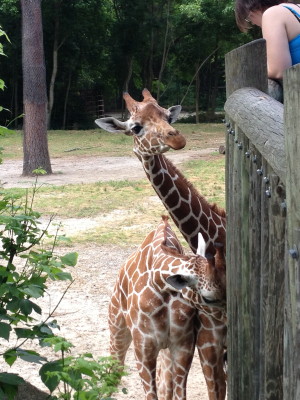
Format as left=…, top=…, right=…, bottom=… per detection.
left=201, top=298, right=225, bottom=309
left=165, top=135, right=187, bottom=150
left=157, top=144, right=171, bottom=153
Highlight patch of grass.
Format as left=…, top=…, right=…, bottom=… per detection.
left=0, top=124, right=225, bottom=160
left=3, top=180, right=153, bottom=218
left=2, top=154, right=225, bottom=247
left=1, top=124, right=226, bottom=247
left=182, top=154, right=225, bottom=208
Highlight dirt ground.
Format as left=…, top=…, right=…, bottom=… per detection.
left=0, top=148, right=216, bottom=188
left=0, top=148, right=224, bottom=399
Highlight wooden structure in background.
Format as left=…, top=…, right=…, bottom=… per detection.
left=224, top=38, right=300, bottom=400
left=84, top=90, right=105, bottom=119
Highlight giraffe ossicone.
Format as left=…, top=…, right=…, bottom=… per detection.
left=108, top=215, right=226, bottom=400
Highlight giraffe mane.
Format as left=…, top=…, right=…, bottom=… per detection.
left=163, top=156, right=226, bottom=219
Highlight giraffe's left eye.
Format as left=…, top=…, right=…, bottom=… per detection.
left=132, top=125, right=143, bottom=135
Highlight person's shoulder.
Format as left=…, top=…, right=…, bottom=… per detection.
left=262, top=4, right=287, bottom=21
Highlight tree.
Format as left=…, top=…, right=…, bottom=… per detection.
left=0, top=0, right=254, bottom=127
left=21, top=0, right=52, bottom=176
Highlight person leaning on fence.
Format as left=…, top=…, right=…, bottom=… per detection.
left=235, top=1, right=300, bottom=101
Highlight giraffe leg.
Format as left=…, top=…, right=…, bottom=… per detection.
left=157, top=349, right=173, bottom=400
left=132, top=331, right=159, bottom=400
left=170, top=336, right=195, bottom=400
left=157, top=338, right=195, bottom=400
left=197, top=314, right=227, bottom=400
left=108, top=296, right=132, bottom=364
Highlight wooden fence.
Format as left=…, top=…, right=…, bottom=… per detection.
left=224, top=39, right=300, bottom=400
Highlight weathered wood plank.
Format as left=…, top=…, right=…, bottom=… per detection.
left=225, top=39, right=268, bottom=97
left=223, top=39, right=300, bottom=400
left=249, top=150, right=263, bottom=399
left=224, top=88, right=285, bottom=181
left=260, top=172, right=285, bottom=399
left=283, top=64, right=300, bottom=400
left=225, top=38, right=268, bottom=400
left=226, top=123, right=243, bottom=400
left=240, top=133, right=252, bottom=398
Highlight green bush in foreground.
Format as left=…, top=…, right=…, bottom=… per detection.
left=0, top=185, right=126, bottom=399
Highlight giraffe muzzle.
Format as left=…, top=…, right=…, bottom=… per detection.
left=164, top=131, right=186, bottom=150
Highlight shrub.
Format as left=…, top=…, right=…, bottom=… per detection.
left=0, top=186, right=126, bottom=399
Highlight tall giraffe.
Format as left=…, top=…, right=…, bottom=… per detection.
left=95, top=89, right=226, bottom=257
left=96, top=89, right=227, bottom=399
left=109, top=215, right=226, bottom=400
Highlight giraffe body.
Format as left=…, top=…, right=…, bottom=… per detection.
left=96, top=89, right=227, bottom=399
left=109, top=216, right=226, bottom=400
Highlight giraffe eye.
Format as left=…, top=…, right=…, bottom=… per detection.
left=132, top=125, right=143, bottom=135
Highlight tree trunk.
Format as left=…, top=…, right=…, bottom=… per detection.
left=156, top=0, right=171, bottom=102
left=48, top=0, right=64, bottom=129
left=21, top=0, right=52, bottom=176
left=122, top=56, right=133, bottom=119
left=195, top=61, right=200, bottom=124
left=47, top=16, right=59, bottom=129
left=206, top=50, right=220, bottom=120
left=144, top=0, right=154, bottom=91
left=62, top=69, right=72, bottom=130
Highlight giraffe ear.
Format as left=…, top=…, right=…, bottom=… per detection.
left=168, top=105, right=182, bottom=123
left=166, top=274, right=197, bottom=291
left=95, top=117, right=128, bottom=133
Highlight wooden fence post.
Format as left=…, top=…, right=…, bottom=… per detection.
left=225, top=38, right=268, bottom=97
left=283, top=64, right=300, bottom=400
left=225, top=39, right=268, bottom=400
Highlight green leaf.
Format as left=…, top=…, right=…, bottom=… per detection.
left=60, top=252, right=78, bottom=267
left=20, top=299, right=33, bottom=315
left=4, top=350, right=17, bottom=367
left=0, top=321, right=11, bottom=340
left=0, top=372, right=24, bottom=385
left=17, top=349, right=46, bottom=364
left=39, top=325, right=53, bottom=335
left=21, top=285, right=44, bottom=298
left=15, top=328, right=35, bottom=339
left=39, top=360, right=63, bottom=392
left=31, top=302, right=42, bottom=315
left=0, top=384, right=17, bottom=400
left=6, top=298, right=20, bottom=313
left=76, top=358, right=96, bottom=377
left=54, top=272, right=73, bottom=281
left=19, top=299, right=41, bottom=315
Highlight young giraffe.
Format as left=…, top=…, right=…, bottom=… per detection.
left=95, top=89, right=227, bottom=399
left=109, top=215, right=226, bottom=400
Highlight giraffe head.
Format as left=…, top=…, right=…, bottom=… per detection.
left=95, top=89, right=186, bottom=156
left=162, top=245, right=226, bottom=309
left=154, top=216, right=226, bottom=309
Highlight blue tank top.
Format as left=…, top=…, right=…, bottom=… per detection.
left=283, top=5, right=300, bottom=65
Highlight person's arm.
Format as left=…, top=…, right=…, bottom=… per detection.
left=262, top=7, right=292, bottom=79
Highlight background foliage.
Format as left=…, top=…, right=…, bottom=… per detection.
left=0, top=0, right=254, bottom=129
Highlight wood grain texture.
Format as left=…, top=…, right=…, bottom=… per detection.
left=225, top=88, right=285, bottom=181
left=283, top=64, right=300, bottom=400
left=224, top=39, right=294, bottom=400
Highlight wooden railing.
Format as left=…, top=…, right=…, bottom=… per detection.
left=224, top=39, right=300, bottom=400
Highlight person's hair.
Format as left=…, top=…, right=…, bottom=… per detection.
left=235, top=0, right=286, bottom=31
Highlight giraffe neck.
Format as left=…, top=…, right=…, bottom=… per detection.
left=137, top=152, right=226, bottom=255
